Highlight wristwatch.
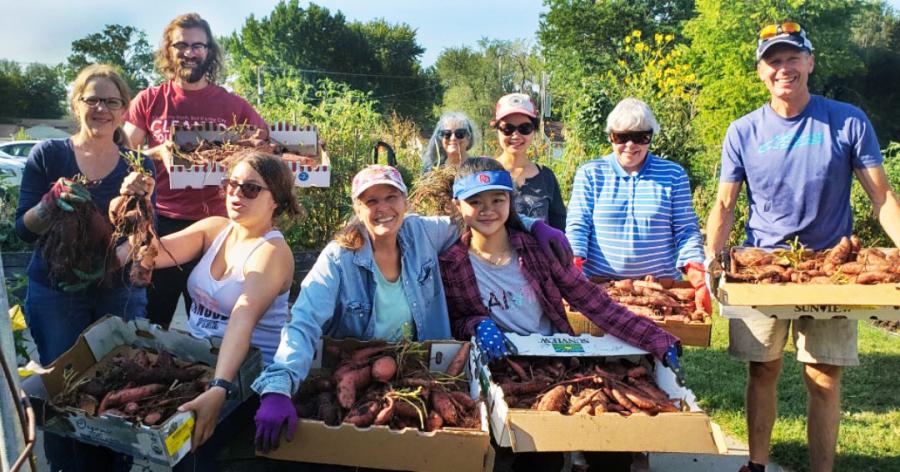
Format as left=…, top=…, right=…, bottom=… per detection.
left=209, top=378, right=239, bottom=400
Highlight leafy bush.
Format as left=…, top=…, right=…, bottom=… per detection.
left=258, top=79, right=425, bottom=250
left=851, top=141, right=900, bottom=246
left=0, top=179, right=31, bottom=252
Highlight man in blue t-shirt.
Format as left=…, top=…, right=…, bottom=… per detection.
left=705, top=23, right=900, bottom=472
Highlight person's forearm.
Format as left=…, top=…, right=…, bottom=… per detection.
left=22, top=202, right=52, bottom=235
left=876, top=190, right=900, bottom=247
left=705, top=202, right=735, bottom=258
left=213, top=316, right=256, bottom=382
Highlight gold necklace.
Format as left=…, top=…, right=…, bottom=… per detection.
left=470, top=246, right=513, bottom=266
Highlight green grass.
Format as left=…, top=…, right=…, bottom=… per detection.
left=683, top=315, right=900, bottom=472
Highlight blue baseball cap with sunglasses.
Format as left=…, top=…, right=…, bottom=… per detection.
left=453, top=170, right=514, bottom=200
left=756, top=22, right=814, bottom=61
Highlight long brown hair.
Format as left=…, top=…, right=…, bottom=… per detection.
left=155, top=13, right=224, bottom=83
left=69, top=64, right=132, bottom=145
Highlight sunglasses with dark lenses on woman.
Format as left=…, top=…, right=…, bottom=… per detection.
left=221, top=178, right=269, bottom=199
left=439, top=128, right=469, bottom=140
left=609, top=131, right=653, bottom=145
left=496, top=122, right=535, bottom=136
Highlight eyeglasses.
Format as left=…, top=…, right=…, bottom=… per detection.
left=496, top=122, right=535, bottom=136
left=759, top=22, right=802, bottom=40
left=439, top=128, right=469, bottom=140
left=172, top=42, right=209, bottom=53
left=609, top=131, right=653, bottom=145
left=221, top=178, right=269, bottom=199
left=80, top=96, right=126, bottom=110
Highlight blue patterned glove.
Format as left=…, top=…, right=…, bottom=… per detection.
left=475, top=319, right=509, bottom=363
left=663, top=344, right=685, bottom=386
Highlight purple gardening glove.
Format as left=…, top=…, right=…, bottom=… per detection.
left=254, top=393, right=297, bottom=452
left=530, top=220, right=574, bottom=266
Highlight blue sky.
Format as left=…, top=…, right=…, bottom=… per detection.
left=0, top=0, right=545, bottom=68
left=3, top=0, right=899, bottom=68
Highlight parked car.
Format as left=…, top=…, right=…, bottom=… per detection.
left=0, top=156, right=25, bottom=185
left=0, top=140, right=39, bottom=160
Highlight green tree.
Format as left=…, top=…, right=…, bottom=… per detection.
left=433, top=39, right=542, bottom=154
left=225, top=1, right=435, bottom=125
left=0, top=60, right=65, bottom=118
left=66, top=24, right=156, bottom=92
left=21, top=63, right=66, bottom=118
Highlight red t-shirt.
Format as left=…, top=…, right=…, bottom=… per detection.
left=125, top=81, right=267, bottom=220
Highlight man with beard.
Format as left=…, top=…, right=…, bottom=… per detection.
left=124, top=13, right=267, bottom=328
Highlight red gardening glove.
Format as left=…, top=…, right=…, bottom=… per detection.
left=573, top=257, right=585, bottom=273
left=684, top=261, right=711, bottom=314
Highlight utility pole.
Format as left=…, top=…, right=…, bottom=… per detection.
left=256, top=65, right=263, bottom=107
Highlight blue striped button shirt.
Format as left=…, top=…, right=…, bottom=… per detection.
left=565, top=153, right=704, bottom=279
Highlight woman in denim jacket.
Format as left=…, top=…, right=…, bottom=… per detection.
left=251, top=164, right=572, bottom=451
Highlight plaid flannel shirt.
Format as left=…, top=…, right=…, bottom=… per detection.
left=438, top=229, right=679, bottom=360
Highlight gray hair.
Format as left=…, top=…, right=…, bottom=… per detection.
left=604, top=98, right=661, bottom=134
left=421, top=111, right=477, bottom=173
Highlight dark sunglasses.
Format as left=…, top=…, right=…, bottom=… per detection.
left=220, top=178, right=269, bottom=199
left=496, top=122, right=535, bottom=136
left=439, top=128, right=469, bottom=140
left=609, top=131, right=653, bottom=145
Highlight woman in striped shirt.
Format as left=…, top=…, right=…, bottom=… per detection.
left=565, top=98, right=710, bottom=313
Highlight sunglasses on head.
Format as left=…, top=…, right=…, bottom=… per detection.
left=439, top=128, right=469, bottom=140
left=496, top=122, right=535, bottom=136
left=609, top=131, right=653, bottom=145
left=221, top=178, right=269, bottom=199
left=759, top=22, right=802, bottom=40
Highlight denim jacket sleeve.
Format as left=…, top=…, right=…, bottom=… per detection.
left=408, top=215, right=460, bottom=253
left=251, top=243, right=344, bottom=396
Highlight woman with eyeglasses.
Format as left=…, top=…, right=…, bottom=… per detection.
left=118, top=150, right=299, bottom=469
left=421, top=111, right=477, bottom=173
left=492, top=93, right=567, bottom=231
left=14, top=64, right=155, bottom=471
left=566, top=98, right=708, bottom=311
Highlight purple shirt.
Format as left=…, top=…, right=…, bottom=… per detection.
left=720, top=95, right=883, bottom=250
left=439, top=229, right=679, bottom=360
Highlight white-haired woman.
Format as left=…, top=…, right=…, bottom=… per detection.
left=565, top=97, right=709, bottom=312
left=421, top=111, right=477, bottom=173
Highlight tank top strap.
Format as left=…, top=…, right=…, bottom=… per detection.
left=237, top=229, right=286, bottom=277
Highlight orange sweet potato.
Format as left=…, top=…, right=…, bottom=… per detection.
left=371, top=356, right=398, bottom=383
left=336, top=366, right=372, bottom=409
left=445, top=343, right=471, bottom=377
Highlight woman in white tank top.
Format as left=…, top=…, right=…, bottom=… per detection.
left=121, top=150, right=301, bottom=453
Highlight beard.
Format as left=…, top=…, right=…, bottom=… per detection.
left=175, top=56, right=211, bottom=83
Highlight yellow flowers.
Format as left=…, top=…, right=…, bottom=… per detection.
left=612, top=31, right=697, bottom=102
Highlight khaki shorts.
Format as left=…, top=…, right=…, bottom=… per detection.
left=725, top=306, right=859, bottom=366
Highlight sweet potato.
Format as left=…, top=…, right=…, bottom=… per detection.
left=431, top=390, right=459, bottom=425
left=857, top=271, right=895, bottom=284
left=344, top=401, right=379, bottom=427
left=505, top=358, right=529, bottom=380
left=374, top=397, right=395, bottom=426
left=99, top=384, right=166, bottom=413
left=449, top=391, right=477, bottom=411
left=371, top=356, right=398, bottom=383
left=535, top=385, right=567, bottom=412
left=500, top=381, right=550, bottom=396
left=425, top=411, right=444, bottom=431
left=445, top=343, right=471, bottom=377
left=316, top=392, right=340, bottom=426
left=393, top=399, right=422, bottom=420
left=350, top=346, right=392, bottom=365
left=825, top=236, right=852, bottom=266
left=626, top=366, right=648, bottom=379
left=143, top=411, right=163, bottom=426
left=336, top=366, right=372, bottom=409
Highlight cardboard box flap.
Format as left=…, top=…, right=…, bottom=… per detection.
left=171, top=122, right=253, bottom=147
left=269, top=124, right=318, bottom=156
left=503, top=333, right=649, bottom=357
left=507, top=410, right=724, bottom=453
left=81, top=316, right=137, bottom=361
